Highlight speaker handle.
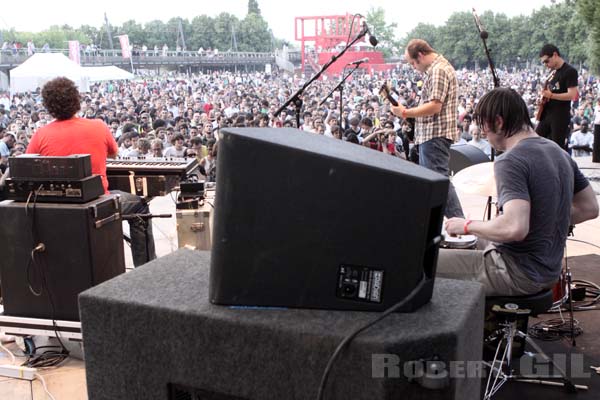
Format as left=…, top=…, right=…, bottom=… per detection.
left=95, top=212, right=121, bottom=229
left=424, top=235, right=443, bottom=278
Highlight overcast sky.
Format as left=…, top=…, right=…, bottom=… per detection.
left=1, top=0, right=556, bottom=43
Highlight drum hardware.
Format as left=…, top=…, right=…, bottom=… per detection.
left=440, top=224, right=478, bottom=250
left=440, top=233, right=478, bottom=250
left=452, top=161, right=496, bottom=197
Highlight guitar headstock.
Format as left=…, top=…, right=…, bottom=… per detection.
left=379, top=81, right=399, bottom=107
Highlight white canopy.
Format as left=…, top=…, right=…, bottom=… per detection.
left=82, top=65, right=134, bottom=82
left=9, top=53, right=90, bottom=94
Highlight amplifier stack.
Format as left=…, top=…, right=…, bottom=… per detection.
left=3, top=154, right=104, bottom=203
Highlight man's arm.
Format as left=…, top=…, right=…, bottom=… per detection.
left=571, top=184, right=599, bottom=225
left=445, top=199, right=531, bottom=243
left=391, top=100, right=442, bottom=119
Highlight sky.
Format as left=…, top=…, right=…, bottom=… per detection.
left=1, top=0, right=557, bottom=43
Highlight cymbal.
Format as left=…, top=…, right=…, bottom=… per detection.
left=452, top=162, right=496, bottom=197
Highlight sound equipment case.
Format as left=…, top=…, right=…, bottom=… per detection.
left=0, top=195, right=125, bottom=321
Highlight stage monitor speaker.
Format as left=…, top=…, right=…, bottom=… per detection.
left=0, top=195, right=125, bottom=321
left=79, top=249, right=484, bottom=400
left=449, top=144, right=490, bottom=175
left=210, top=128, right=449, bottom=312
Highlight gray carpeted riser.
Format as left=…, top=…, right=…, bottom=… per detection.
left=80, top=249, right=484, bottom=400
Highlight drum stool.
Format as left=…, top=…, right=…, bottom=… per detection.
left=482, top=289, right=583, bottom=398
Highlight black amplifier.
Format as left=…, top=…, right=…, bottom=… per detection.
left=3, top=175, right=104, bottom=203
left=9, top=154, right=92, bottom=179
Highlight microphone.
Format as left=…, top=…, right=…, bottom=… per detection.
left=361, top=21, right=379, bottom=46
left=471, top=8, right=489, bottom=39
left=347, top=58, right=369, bottom=66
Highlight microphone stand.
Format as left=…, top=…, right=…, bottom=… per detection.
left=274, top=25, right=370, bottom=128
left=472, top=9, right=499, bottom=221
left=319, top=65, right=361, bottom=131
left=122, top=213, right=171, bottom=265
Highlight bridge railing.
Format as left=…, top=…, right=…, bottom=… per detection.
left=0, top=48, right=278, bottom=68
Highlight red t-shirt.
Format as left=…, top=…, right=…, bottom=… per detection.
left=26, top=117, right=118, bottom=194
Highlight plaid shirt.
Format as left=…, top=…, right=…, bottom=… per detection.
left=414, top=55, right=459, bottom=145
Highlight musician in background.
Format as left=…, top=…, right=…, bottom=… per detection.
left=391, top=39, right=464, bottom=218
left=536, top=44, right=578, bottom=150
left=440, top=88, right=597, bottom=296
left=26, top=77, right=156, bottom=267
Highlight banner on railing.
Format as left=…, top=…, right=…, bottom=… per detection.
left=118, top=35, right=131, bottom=59
left=68, top=40, right=80, bottom=65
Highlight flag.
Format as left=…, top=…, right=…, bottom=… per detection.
left=68, top=40, right=80, bottom=64
left=118, top=35, right=131, bottom=59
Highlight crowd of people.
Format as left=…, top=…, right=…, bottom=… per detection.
left=1, top=56, right=598, bottom=179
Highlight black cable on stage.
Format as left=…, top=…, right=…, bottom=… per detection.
left=315, top=275, right=428, bottom=400
left=23, top=188, right=70, bottom=368
left=528, top=318, right=583, bottom=341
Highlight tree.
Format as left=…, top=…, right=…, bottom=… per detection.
left=248, top=0, right=261, bottom=16
left=238, top=13, right=272, bottom=52
left=212, top=13, right=240, bottom=51
left=577, top=0, right=600, bottom=73
left=189, top=15, right=216, bottom=51
left=400, top=0, right=589, bottom=69
left=119, top=20, right=145, bottom=46
left=366, top=7, right=398, bottom=58
left=143, top=20, right=168, bottom=49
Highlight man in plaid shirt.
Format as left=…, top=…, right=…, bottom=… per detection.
left=392, top=39, right=464, bottom=218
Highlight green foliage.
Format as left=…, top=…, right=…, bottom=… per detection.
left=365, top=7, right=399, bottom=58
left=577, top=0, right=600, bottom=73
left=401, top=0, right=591, bottom=69
left=238, top=13, right=273, bottom=52
left=0, top=1, right=271, bottom=53
left=248, top=0, right=261, bottom=16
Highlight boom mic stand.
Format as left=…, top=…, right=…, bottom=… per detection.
left=319, top=64, right=361, bottom=131
left=472, top=8, right=499, bottom=221
left=565, top=225, right=577, bottom=347
left=274, top=21, right=371, bottom=128
left=122, top=213, right=171, bottom=265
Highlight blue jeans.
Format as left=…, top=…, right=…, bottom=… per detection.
left=419, top=137, right=465, bottom=219
left=111, top=190, right=156, bottom=267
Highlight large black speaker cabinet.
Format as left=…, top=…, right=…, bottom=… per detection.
left=210, top=128, right=449, bottom=312
left=0, top=195, right=125, bottom=321
left=79, top=249, right=484, bottom=400
left=449, top=144, right=490, bottom=175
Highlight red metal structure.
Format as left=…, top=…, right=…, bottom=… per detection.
left=294, top=13, right=385, bottom=75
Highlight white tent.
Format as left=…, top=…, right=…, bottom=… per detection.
left=9, top=53, right=90, bottom=94
left=82, top=66, right=134, bottom=82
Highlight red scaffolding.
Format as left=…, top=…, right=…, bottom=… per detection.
left=294, top=13, right=385, bottom=75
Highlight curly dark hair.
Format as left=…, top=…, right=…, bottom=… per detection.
left=41, top=77, right=81, bottom=120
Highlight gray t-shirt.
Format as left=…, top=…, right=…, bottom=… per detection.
left=494, top=136, right=588, bottom=284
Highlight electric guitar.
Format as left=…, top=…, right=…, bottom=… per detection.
left=536, top=70, right=557, bottom=121
left=379, top=82, right=415, bottom=141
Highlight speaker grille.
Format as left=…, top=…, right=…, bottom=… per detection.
left=168, top=384, right=249, bottom=400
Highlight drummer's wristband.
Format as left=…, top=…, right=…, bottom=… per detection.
left=464, top=219, right=473, bottom=235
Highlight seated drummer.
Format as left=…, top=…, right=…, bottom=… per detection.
left=26, top=77, right=156, bottom=267
left=437, top=88, right=598, bottom=296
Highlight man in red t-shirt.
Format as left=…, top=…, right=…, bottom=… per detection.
left=26, top=77, right=155, bottom=266
left=27, top=111, right=117, bottom=193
